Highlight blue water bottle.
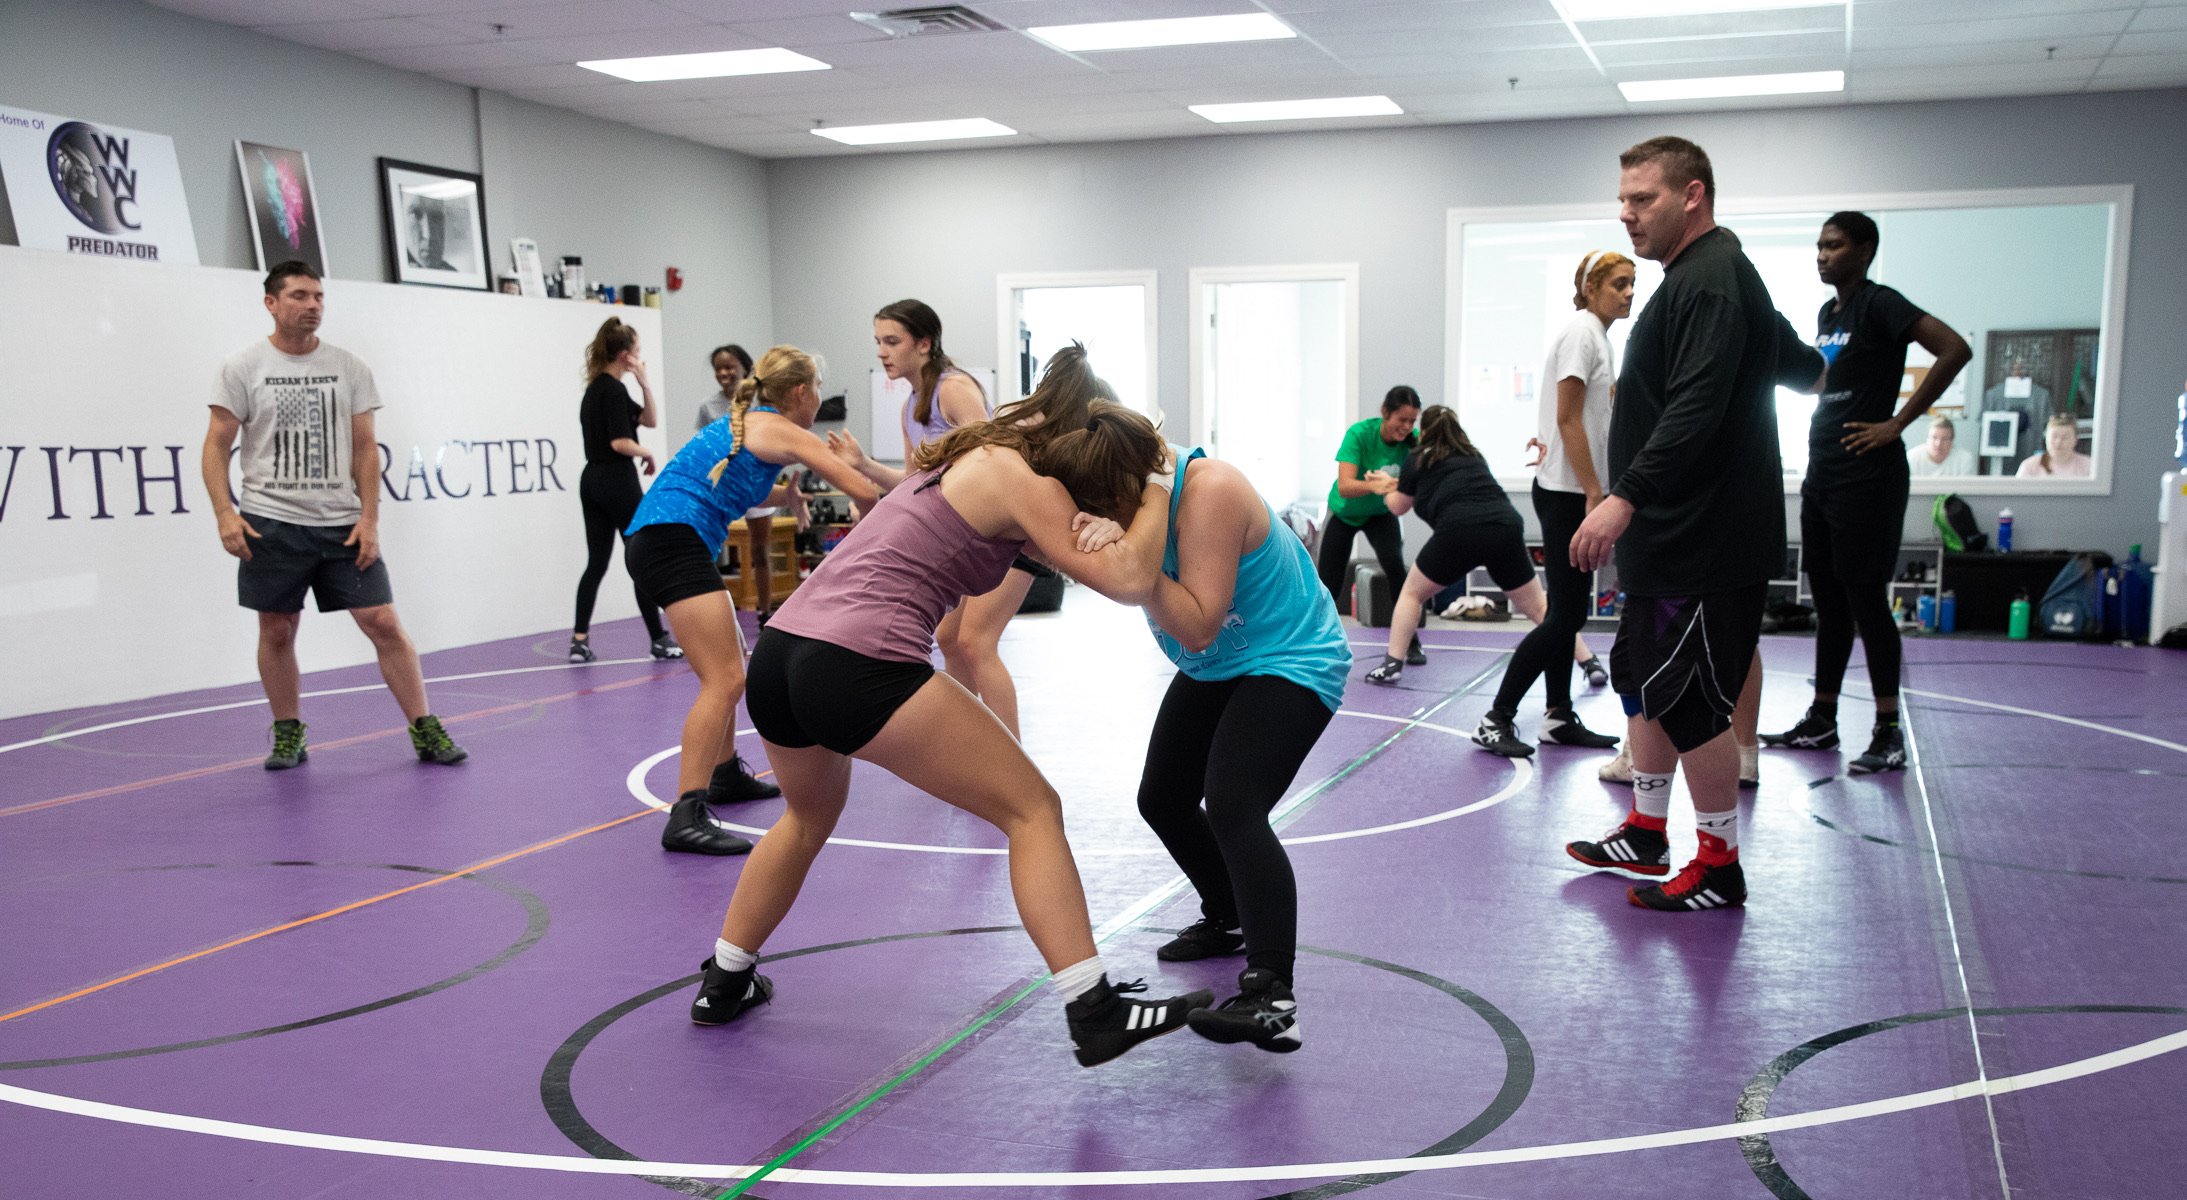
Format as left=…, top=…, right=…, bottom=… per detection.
left=1916, top=592, right=1937, bottom=631
left=1997, top=508, right=2014, bottom=553
left=1938, top=590, right=1956, bottom=634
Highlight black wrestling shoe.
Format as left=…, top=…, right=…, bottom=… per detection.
left=1471, top=713, right=1535, bottom=758
left=1405, top=635, right=1428, bottom=667
left=409, top=715, right=468, bottom=765
left=1542, top=708, right=1620, bottom=749
left=1155, top=916, right=1245, bottom=962
left=1581, top=656, right=1609, bottom=688
left=1629, top=857, right=1746, bottom=911
left=264, top=719, right=308, bottom=770
left=1187, top=968, right=1301, bottom=1053
left=706, top=754, right=782, bottom=803
left=651, top=632, right=684, bottom=660
left=567, top=637, right=596, bottom=663
left=661, top=791, right=752, bottom=856
left=689, top=956, right=774, bottom=1025
left=1363, top=655, right=1403, bottom=685
left=1565, top=820, right=1671, bottom=876
left=1065, top=977, right=1213, bottom=1068
left=1760, top=706, right=1839, bottom=749
left=1848, top=722, right=1906, bottom=774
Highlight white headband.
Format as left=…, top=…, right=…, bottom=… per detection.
left=1578, top=250, right=1607, bottom=283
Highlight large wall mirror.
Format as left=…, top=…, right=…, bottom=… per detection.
left=1446, top=185, right=2130, bottom=495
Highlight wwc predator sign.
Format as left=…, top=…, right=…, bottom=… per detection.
left=0, top=104, right=199, bottom=265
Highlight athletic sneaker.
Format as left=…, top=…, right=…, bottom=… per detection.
left=409, top=715, right=468, bottom=765
left=1581, top=656, right=1609, bottom=688
left=1542, top=708, right=1620, bottom=749
left=264, top=719, right=308, bottom=770
left=1405, top=634, right=1428, bottom=667
left=1597, top=747, right=1634, bottom=784
left=661, top=791, right=752, bottom=856
left=1849, top=723, right=1906, bottom=774
left=706, top=753, right=783, bottom=803
left=651, top=632, right=684, bottom=660
left=1363, top=655, right=1404, bottom=685
left=689, top=956, right=774, bottom=1025
left=1187, top=968, right=1301, bottom=1053
left=1065, top=977, right=1213, bottom=1068
left=1155, top=916, right=1245, bottom=962
left=567, top=637, right=596, bottom=664
left=1566, top=820, right=1671, bottom=875
left=1471, top=714, right=1535, bottom=758
left=1629, top=857, right=1747, bottom=911
left=1760, top=706, right=1839, bottom=750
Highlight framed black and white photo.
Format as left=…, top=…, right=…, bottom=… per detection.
left=377, top=158, right=488, bottom=290
left=235, top=141, right=327, bottom=275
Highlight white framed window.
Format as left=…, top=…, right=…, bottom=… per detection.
left=995, top=271, right=1157, bottom=414
left=1188, top=263, right=1360, bottom=508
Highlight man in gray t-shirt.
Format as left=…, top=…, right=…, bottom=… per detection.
left=200, top=261, right=466, bottom=770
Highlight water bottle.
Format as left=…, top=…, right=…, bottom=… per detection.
left=1938, top=590, right=1956, bottom=634
left=1997, top=508, right=2014, bottom=552
left=1916, top=592, right=1937, bottom=630
left=2009, top=593, right=2032, bottom=640
left=2122, top=543, right=2154, bottom=643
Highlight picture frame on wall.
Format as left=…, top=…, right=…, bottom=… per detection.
left=377, top=157, right=488, bottom=290
left=234, top=141, right=327, bottom=276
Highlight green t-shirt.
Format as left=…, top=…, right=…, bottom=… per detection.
left=1325, top=416, right=1415, bottom=525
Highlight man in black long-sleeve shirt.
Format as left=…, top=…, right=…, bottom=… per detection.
left=1565, top=136, right=1791, bottom=913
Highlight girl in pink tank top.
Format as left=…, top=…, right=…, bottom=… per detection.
left=690, top=347, right=1212, bottom=1067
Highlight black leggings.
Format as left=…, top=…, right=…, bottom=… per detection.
left=574, top=464, right=664, bottom=640
left=1314, top=511, right=1408, bottom=616
left=1805, top=520, right=1901, bottom=703
left=1492, top=483, right=1590, bottom=715
left=1136, top=673, right=1334, bottom=985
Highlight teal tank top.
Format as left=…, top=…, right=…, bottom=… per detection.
left=1148, top=449, right=1350, bottom=710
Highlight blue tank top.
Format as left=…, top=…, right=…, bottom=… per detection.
left=1149, top=449, right=1350, bottom=711
left=625, top=405, right=783, bottom=558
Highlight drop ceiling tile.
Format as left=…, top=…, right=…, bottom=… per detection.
left=254, top=16, right=480, bottom=53
left=1575, top=7, right=1846, bottom=42
left=364, top=40, right=564, bottom=71
left=495, top=27, right=764, bottom=62
left=2094, top=51, right=2187, bottom=77
left=440, top=62, right=629, bottom=90
left=2127, top=6, right=2187, bottom=32
left=1591, top=31, right=1845, bottom=68
left=2110, top=30, right=2187, bottom=56
left=1312, top=24, right=1584, bottom=59
left=1847, top=58, right=2100, bottom=93
left=710, top=15, right=900, bottom=47
left=1851, top=5, right=2134, bottom=37
left=151, top=0, right=370, bottom=23
left=414, top=0, right=706, bottom=41
left=1849, top=36, right=2113, bottom=71
left=1281, top=2, right=1560, bottom=37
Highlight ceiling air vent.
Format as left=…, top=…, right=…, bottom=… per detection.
left=849, top=6, right=1006, bottom=37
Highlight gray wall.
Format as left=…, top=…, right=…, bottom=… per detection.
left=766, top=90, right=2187, bottom=557
left=0, top=0, right=772, bottom=433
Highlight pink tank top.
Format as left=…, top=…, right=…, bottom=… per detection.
left=765, top=465, right=1023, bottom=664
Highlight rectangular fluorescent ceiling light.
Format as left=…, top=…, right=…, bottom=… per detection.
left=1029, top=13, right=1294, bottom=52
left=1564, top=0, right=1841, bottom=18
left=812, top=118, right=1017, bottom=146
left=1619, top=70, right=1844, bottom=102
left=578, top=48, right=829, bottom=82
left=1190, top=95, right=1403, bottom=124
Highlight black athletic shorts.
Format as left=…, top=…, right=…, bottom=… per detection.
left=746, top=627, right=936, bottom=755
left=1011, top=552, right=1058, bottom=579
left=236, top=513, right=395, bottom=614
left=1413, top=518, right=1534, bottom=592
left=624, top=523, right=725, bottom=609
left=1610, top=583, right=1766, bottom=753
left=1799, top=475, right=1909, bottom=588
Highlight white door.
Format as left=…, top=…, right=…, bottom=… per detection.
left=996, top=271, right=1156, bottom=412
left=1191, top=266, right=1357, bottom=508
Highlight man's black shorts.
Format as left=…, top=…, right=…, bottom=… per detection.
left=1610, top=583, right=1766, bottom=753
left=236, top=513, right=394, bottom=614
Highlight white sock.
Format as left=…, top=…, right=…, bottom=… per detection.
left=1632, top=770, right=1673, bottom=820
left=1739, top=744, right=1760, bottom=778
left=1697, top=808, right=1739, bottom=853
left=714, top=938, right=758, bottom=973
left=1051, top=955, right=1107, bottom=1003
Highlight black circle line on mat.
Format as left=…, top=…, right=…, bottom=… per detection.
left=1795, top=785, right=2187, bottom=887
left=1737, top=1004, right=2187, bottom=1200
left=0, top=862, right=551, bottom=1071
left=539, top=928, right=1534, bottom=1200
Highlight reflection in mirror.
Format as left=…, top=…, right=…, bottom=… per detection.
left=1447, top=189, right=2126, bottom=491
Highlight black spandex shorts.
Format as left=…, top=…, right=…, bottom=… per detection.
left=236, top=513, right=395, bottom=614
left=1010, top=553, right=1058, bottom=579
left=1413, top=519, right=1534, bottom=592
left=1799, top=474, right=1909, bottom=588
left=746, top=627, right=936, bottom=755
left=1610, top=583, right=1766, bottom=753
left=624, top=523, right=725, bottom=609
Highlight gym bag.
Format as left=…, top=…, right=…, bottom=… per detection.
left=1931, top=494, right=1989, bottom=553
left=2038, top=551, right=2114, bottom=641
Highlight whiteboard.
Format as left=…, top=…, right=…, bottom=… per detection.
left=868, top=366, right=998, bottom=463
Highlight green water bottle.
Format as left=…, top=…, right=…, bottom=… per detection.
left=2008, top=592, right=2032, bottom=640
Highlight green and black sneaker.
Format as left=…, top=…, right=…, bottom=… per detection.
left=264, top=719, right=308, bottom=771
left=409, top=714, right=468, bottom=765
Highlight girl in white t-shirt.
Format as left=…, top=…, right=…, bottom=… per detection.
left=1475, top=250, right=1634, bottom=758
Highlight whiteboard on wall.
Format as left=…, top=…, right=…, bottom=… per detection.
left=0, top=244, right=665, bottom=719
left=867, top=367, right=998, bottom=463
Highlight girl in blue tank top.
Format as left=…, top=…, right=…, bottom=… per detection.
left=1047, top=414, right=1349, bottom=1055
left=620, top=345, right=880, bottom=856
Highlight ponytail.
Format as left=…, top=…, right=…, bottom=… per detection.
left=1410, top=405, right=1480, bottom=474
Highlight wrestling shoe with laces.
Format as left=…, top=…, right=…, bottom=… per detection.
left=1849, top=722, right=1906, bottom=774
left=705, top=754, right=782, bottom=803
left=409, top=715, right=468, bottom=765
left=651, top=633, right=684, bottom=660
left=689, top=956, right=773, bottom=1025
left=1188, top=968, right=1301, bottom=1053
left=1155, top=916, right=1245, bottom=962
left=1760, top=707, right=1839, bottom=749
left=661, top=791, right=752, bottom=856
left=1405, top=635, right=1428, bottom=667
left=1598, top=747, right=1634, bottom=784
left=567, top=637, right=596, bottom=664
left=1542, top=708, right=1620, bottom=749
left=1471, top=714, right=1534, bottom=758
left=1066, top=978, right=1213, bottom=1068
left=1566, top=820, right=1670, bottom=876
left=264, top=719, right=308, bottom=770
left=1363, top=655, right=1404, bottom=685
left=1629, top=857, right=1746, bottom=911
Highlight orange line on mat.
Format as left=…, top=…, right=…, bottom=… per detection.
left=0, top=673, right=668, bottom=819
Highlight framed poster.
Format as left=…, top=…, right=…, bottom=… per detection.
left=377, top=157, right=488, bottom=290
left=234, top=141, right=326, bottom=275
left=0, top=103, right=199, bottom=264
